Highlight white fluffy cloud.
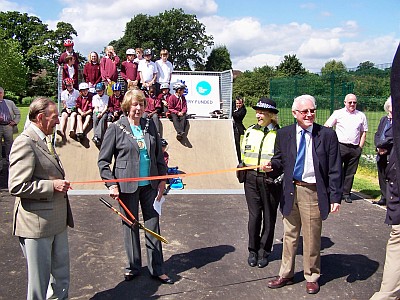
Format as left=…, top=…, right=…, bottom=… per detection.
left=2, top=0, right=398, bottom=73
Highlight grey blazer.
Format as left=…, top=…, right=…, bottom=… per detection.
left=9, top=126, right=74, bottom=238
left=98, top=116, right=167, bottom=193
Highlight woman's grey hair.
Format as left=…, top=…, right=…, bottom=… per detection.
left=384, top=96, right=392, bottom=113
left=292, top=94, right=317, bottom=111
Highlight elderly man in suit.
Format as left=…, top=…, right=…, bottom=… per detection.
left=265, top=94, right=342, bottom=294
left=9, top=97, right=73, bottom=300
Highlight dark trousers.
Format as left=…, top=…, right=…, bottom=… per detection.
left=339, top=143, right=362, bottom=196
left=244, top=171, right=281, bottom=257
left=119, top=185, right=164, bottom=276
left=234, top=130, right=242, bottom=163
left=170, top=113, right=186, bottom=134
left=377, top=154, right=389, bottom=201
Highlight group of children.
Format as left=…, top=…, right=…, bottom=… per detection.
left=58, top=39, right=189, bottom=146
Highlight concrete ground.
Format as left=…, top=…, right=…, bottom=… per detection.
left=0, top=190, right=391, bottom=300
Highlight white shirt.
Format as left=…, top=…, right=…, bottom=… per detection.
left=61, top=89, right=79, bottom=108
left=67, top=65, right=75, bottom=79
left=325, top=107, right=368, bottom=145
left=296, top=124, right=316, bottom=183
left=92, top=94, right=109, bottom=113
left=138, top=60, right=157, bottom=83
left=155, top=59, right=173, bottom=83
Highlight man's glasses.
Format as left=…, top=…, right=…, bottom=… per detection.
left=296, top=109, right=316, bottom=116
left=347, top=101, right=357, bottom=104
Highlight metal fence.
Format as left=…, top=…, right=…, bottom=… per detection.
left=269, top=71, right=391, bottom=155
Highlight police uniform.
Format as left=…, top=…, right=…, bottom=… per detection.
left=241, top=97, right=282, bottom=267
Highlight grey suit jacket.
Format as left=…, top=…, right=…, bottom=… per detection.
left=9, top=126, right=74, bottom=238
left=4, top=99, right=21, bottom=124
left=98, top=116, right=167, bottom=193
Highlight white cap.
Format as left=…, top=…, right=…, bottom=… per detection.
left=79, top=82, right=89, bottom=90
left=126, top=48, right=135, bottom=55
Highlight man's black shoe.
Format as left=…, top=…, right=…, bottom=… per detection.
left=373, top=199, right=386, bottom=206
left=248, top=251, right=257, bottom=267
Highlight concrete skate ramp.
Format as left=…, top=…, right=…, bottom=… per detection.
left=54, top=118, right=243, bottom=192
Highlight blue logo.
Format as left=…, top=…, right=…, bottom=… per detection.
left=196, top=81, right=211, bottom=96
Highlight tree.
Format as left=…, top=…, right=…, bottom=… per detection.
left=357, top=61, right=375, bottom=71
left=205, top=45, right=232, bottom=71
left=276, top=54, right=307, bottom=77
left=0, top=37, right=27, bottom=96
left=111, top=8, right=214, bottom=70
left=321, top=60, right=347, bottom=76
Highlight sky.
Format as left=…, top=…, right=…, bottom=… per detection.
left=1, top=0, right=400, bottom=73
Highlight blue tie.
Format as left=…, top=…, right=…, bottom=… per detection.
left=293, top=129, right=306, bottom=181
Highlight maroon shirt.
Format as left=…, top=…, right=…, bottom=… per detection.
left=120, top=60, right=139, bottom=81
left=58, top=51, right=79, bottom=69
left=167, top=94, right=187, bottom=114
left=62, top=64, right=79, bottom=90
left=145, top=96, right=162, bottom=113
left=76, top=93, right=93, bottom=113
left=83, top=62, right=101, bottom=85
left=100, top=56, right=120, bottom=82
left=108, top=94, right=123, bottom=113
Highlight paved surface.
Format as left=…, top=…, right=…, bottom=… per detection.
left=55, top=118, right=241, bottom=191
left=0, top=190, right=391, bottom=300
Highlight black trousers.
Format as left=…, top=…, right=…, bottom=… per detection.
left=377, top=154, right=389, bottom=201
left=234, top=129, right=242, bottom=163
left=170, top=113, right=186, bottom=134
left=339, top=143, right=362, bottom=196
left=244, top=171, right=281, bottom=257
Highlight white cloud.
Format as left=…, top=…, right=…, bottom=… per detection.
left=298, top=38, right=343, bottom=58
left=0, top=0, right=32, bottom=13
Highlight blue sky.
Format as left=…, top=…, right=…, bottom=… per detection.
left=1, top=0, right=399, bottom=72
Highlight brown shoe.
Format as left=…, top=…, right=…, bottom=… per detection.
left=267, top=276, right=294, bottom=289
left=306, top=281, right=320, bottom=294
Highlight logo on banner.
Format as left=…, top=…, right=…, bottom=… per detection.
left=196, top=81, right=211, bottom=96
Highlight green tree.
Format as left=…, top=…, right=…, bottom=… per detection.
left=205, top=45, right=232, bottom=71
left=321, top=60, right=347, bottom=76
left=0, top=37, right=28, bottom=96
left=111, top=8, right=214, bottom=70
left=276, top=54, right=307, bottom=77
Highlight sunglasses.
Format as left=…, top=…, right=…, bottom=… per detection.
left=347, top=101, right=357, bottom=104
left=296, top=109, right=316, bottom=116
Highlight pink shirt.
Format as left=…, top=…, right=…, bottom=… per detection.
left=325, top=107, right=368, bottom=145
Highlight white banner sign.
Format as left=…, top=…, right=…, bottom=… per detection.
left=170, top=74, right=220, bottom=116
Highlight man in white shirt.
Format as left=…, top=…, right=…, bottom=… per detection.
left=155, top=49, right=173, bottom=95
left=138, top=49, right=158, bottom=90
left=324, top=94, right=368, bottom=203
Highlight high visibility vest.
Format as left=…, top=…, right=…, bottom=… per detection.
left=241, top=125, right=277, bottom=171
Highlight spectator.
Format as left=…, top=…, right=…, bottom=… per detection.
left=0, top=87, right=21, bottom=174
left=62, top=55, right=78, bottom=90
left=83, top=51, right=101, bottom=92
left=373, top=97, right=393, bottom=206
left=107, top=83, right=123, bottom=123
left=121, top=48, right=139, bottom=92
left=134, top=48, right=144, bottom=64
left=9, top=97, right=73, bottom=300
left=266, top=94, right=342, bottom=295
left=57, top=78, right=79, bottom=141
left=98, top=89, right=173, bottom=284
left=240, top=97, right=282, bottom=269
left=168, top=82, right=187, bottom=141
left=92, top=82, right=109, bottom=147
left=100, top=45, right=120, bottom=88
left=143, top=86, right=163, bottom=137
left=58, top=39, right=79, bottom=69
left=233, top=96, right=247, bottom=163
left=157, top=83, right=171, bottom=117
left=155, top=49, right=173, bottom=95
left=138, top=49, right=157, bottom=90
left=76, top=82, right=93, bottom=142
left=324, top=93, right=368, bottom=203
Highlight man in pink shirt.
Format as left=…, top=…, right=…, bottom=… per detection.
left=324, top=93, right=368, bottom=203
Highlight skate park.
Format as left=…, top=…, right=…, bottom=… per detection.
left=0, top=115, right=393, bottom=300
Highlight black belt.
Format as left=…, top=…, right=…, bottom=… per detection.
left=293, top=180, right=316, bottom=187
left=339, top=142, right=359, bottom=148
left=247, top=170, right=268, bottom=176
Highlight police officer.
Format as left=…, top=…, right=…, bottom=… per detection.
left=241, top=97, right=282, bottom=268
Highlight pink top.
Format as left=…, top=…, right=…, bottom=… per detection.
left=325, top=107, right=368, bottom=145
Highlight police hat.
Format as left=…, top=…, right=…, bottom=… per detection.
left=252, top=97, right=279, bottom=113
